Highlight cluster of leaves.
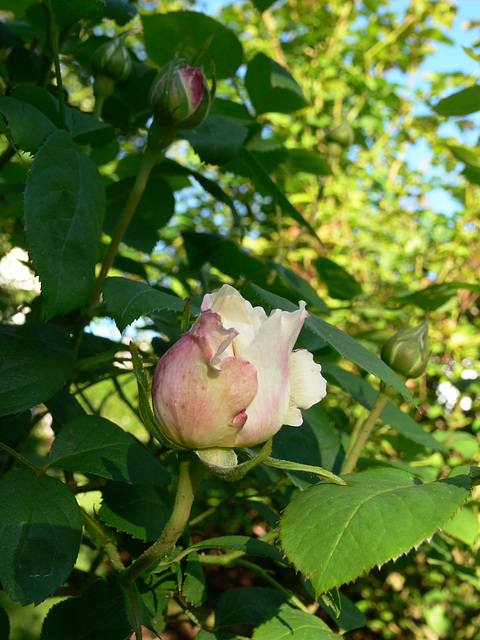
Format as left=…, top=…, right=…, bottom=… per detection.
left=1, top=0, right=480, bottom=638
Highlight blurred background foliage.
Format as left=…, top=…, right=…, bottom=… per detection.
left=1, top=0, right=480, bottom=638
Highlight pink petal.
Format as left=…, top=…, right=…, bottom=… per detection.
left=152, top=311, right=258, bottom=449
left=234, top=303, right=309, bottom=447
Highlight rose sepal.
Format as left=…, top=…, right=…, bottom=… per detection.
left=195, top=438, right=273, bottom=481
left=245, top=450, right=346, bottom=486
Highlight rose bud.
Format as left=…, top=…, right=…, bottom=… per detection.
left=327, top=122, right=354, bottom=147
left=381, top=315, right=429, bottom=379
left=151, top=285, right=327, bottom=449
left=149, top=61, right=211, bottom=130
left=91, top=34, right=132, bottom=99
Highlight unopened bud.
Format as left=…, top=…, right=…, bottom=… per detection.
left=149, top=61, right=211, bottom=130
left=381, top=316, right=430, bottom=379
left=91, top=34, right=132, bottom=99
left=327, top=122, right=354, bottom=147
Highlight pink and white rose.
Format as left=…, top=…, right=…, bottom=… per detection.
left=152, top=285, right=327, bottom=449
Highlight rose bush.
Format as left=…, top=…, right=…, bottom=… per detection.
left=151, top=285, right=327, bottom=449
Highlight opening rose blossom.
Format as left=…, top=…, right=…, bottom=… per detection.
left=151, top=285, right=327, bottom=449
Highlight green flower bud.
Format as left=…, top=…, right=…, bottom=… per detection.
left=327, top=122, right=354, bottom=147
left=381, top=316, right=430, bottom=379
left=91, top=34, right=132, bottom=99
left=149, top=61, right=211, bottom=130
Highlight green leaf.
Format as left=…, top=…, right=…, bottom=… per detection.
left=441, top=505, right=480, bottom=545
left=0, top=331, right=74, bottom=417
left=99, top=482, right=170, bottom=541
left=323, top=364, right=445, bottom=451
left=41, top=577, right=132, bottom=640
left=183, top=115, right=248, bottom=165
left=319, top=592, right=366, bottom=633
left=0, top=603, right=9, bottom=640
left=11, top=86, right=115, bottom=147
left=280, top=468, right=472, bottom=596
left=189, top=535, right=284, bottom=563
left=182, top=552, right=206, bottom=606
left=103, top=0, right=137, bottom=25
left=47, top=416, right=170, bottom=486
left=104, top=175, right=175, bottom=253
left=215, top=588, right=287, bottom=628
left=252, top=0, right=276, bottom=12
left=301, top=404, right=343, bottom=474
left=0, top=94, right=57, bottom=154
left=238, top=149, right=320, bottom=241
left=250, top=285, right=416, bottom=405
left=23, top=130, right=106, bottom=318
left=315, top=257, right=363, bottom=301
left=102, top=277, right=198, bottom=333
left=253, top=604, right=341, bottom=639
left=49, top=0, right=106, bottom=29
left=268, top=261, right=328, bottom=311
left=0, top=469, right=82, bottom=606
left=246, top=53, right=308, bottom=114
left=393, top=281, right=480, bottom=311
left=434, top=86, right=480, bottom=116
left=142, top=11, right=243, bottom=79
left=286, top=148, right=332, bottom=176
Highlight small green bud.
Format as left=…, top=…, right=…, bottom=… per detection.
left=91, top=34, right=132, bottom=99
left=149, top=60, right=211, bottom=130
left=327, top=122, right=354, bottom=147
left=381, top=316, right=430, bottom=379
left=327, top=141, right=344, bottom=158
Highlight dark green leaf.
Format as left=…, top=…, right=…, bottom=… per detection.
left=0, top=602, right=9, bottom=640
left=183, top=114, right=248, bottom=165
left=24, top=130, right=106, bottom=318
left=189, top=535, right=284, bottom=563
left=253, top=605, right=340, bottom=639
left=250, top=285, right=416, bottom=405
left=11, top=86, right=114, bottom=147
left=41, top=577, right=132, bottom=640
left=215, top=588, right=287, bottom=628
left=103, top=61, right=157, bottom=128
left=280, top=468, right=472, bottom=596
left=49, top=0, right=106, bottom=29
left=315, top=257, right=362, bottom=300
left=47, top=416, right=170, bottom=486
left=393, top=281, right=480, bottom=311
left=323, top=364, right=445, bottom=451
left=0, top=411, right=32, bottom=445
left=252, top=0, right=277, bottom=12
left=238, top=148, right=320, bottom=240
left=45, top=389, right=86, bottom=427
left=434, top=86, right=480, bottom=116
left=0, top=331, right=74, bottom=417
left=104, top=0, right=137, bottom=25
left=286, top=148, right=332, bottom=176
left=104, top=174, right=175, bottom=253
left=99, top=482, right=170, bottom=541
left=319, top=592, right=366, bottom=633
left=0, top=469, right=82, bottom=606
left=102, top=278, right=195, bottom=332
left=182, top=552, right=206, bottom=606
left=142, top=12, right=243, bottom=79
left=268, top=261, right=328, bottom=311
left=0, top=94, right=57, bottom=154
left=246, top=53, right=308, bottom=114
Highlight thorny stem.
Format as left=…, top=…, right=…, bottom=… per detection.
left=45, top=0, right=66, bottom=129
left=341, top=387, right=389, bottom=474
left=119, top=452, right=205, bottom=585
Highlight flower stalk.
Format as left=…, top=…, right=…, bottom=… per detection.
left=341, top=386, right=389, bottom=474
left=118, top=451, right=205, bottom=585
